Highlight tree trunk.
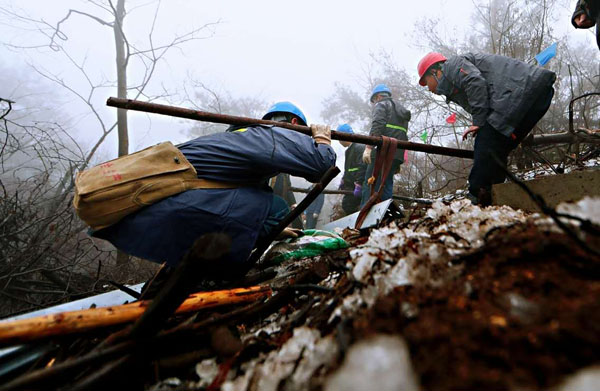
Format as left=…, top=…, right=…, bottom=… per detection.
left=114, top=0, right=129, bottom=267
left=114, top=0, right=128, bottom=157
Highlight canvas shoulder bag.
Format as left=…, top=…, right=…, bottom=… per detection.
left=73, top=141, right=236, bottom=230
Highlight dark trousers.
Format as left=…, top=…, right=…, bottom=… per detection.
left=469, top=87, right=554, bottom=199
left=341, top=183, right=361, bottom=215
left=305, top=213, right=319, bottom=229
left=360, top=159, right=402, bottom=207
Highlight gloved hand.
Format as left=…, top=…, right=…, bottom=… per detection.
left=310, top=124, right=332, bottom=145
left=276, top=227, right=304, bottom=240
left=353, top=182, right=362, bottom=197
left=362, top=147, right=372, bottom=164
left=462, top=125, right=480, bottom=141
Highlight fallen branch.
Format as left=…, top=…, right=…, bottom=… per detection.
left=0, top=285, right=272, bottom=346
left=0, top=259, right=331, bottom=391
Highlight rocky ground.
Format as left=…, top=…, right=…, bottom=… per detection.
left=1, top=195, right=598, bottom=391
left=144, top=197, right=600, bottom=391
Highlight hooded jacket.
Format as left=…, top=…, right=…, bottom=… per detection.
left=436, top=53, right=556, bottom=138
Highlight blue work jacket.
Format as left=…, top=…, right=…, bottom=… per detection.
left=92, top=125, right=336, bottom=271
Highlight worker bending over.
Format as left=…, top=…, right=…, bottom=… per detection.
left=417, top=52, right=556, bottom=205
left=92, top=102, right=335, bottom=277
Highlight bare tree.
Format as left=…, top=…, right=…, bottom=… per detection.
left=0, top=94, right=154, bottom=317
left=182, top=80, right=269, bottom=137
left=0, top=1, right=221, bottom=314
left=0, top=0, right=219, bottom=266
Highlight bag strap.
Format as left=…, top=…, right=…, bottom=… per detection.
left=354, top=136, right=398, bottom=229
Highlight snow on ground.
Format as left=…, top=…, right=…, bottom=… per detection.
left=151, top=196, right=599, bottom=391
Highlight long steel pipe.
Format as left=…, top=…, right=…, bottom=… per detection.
left=107, top=97, right=474, bottom=159
left=288, top=186, right=433, bottom=205
left=525, top=132, right=600, bottom=146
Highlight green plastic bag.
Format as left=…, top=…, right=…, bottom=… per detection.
left=265, top=229, right=349, bottom=265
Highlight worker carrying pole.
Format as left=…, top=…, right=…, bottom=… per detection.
left=84, top=101, right=336, bottom=281
left=106, top=97, right=474, bottom=160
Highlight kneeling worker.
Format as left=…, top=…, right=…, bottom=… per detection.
left=92, top=102, right=335, bottom=277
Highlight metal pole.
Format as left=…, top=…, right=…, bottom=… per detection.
left=524, top=132, right=600, bottom=146
left=106, top=97, right=474, bottom=159
left=289, top=186, right=433, bottom=205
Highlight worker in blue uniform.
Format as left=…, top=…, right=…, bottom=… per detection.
left=92, top=102, right=336, bottom=277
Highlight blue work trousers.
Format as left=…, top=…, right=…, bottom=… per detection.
left=360, top=159, right=402, bottom=207
left=259, top=195, right=290, bottom=239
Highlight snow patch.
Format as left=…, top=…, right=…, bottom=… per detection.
left=324, top=334, right=419, bottom=391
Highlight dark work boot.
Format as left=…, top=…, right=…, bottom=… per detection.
left=478, top=187, right=492, bottom=207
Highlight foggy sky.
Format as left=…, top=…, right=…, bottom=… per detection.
left=0, top=0, right=588, bottom=154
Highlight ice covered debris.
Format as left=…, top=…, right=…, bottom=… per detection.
left=330, top=200, right=529, bottom=324
left=192, top=359, right=218, bottom=388
left=324, top=335, right=419, bottom=391
left=350, top=199, right=528, bottom=285
left=556, top=196, right=600, bottom=225
left=425, top=199, right=528, bottom=246
left=222, top=327, right=338, bottom=391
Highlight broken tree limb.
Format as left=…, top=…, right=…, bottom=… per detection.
left=289, top=186, right=434, bottom=205
left=74, top=236, right=233, bottom=389
left=0, top=259, right=331, bottom=391
left=106, top=97, right=475, bottom=159
left=0, top=285, right=272, bottom=346
left=128, top=233, right=232, bottom=340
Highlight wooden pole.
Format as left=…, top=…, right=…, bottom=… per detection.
left=0, top=286, right=271, bottom=346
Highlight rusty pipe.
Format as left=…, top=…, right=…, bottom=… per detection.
left=106, top=97, right=474, bottom=159
left=524, top=132, right=600, bottom=146
left=288, top=186, right=433, bottom=205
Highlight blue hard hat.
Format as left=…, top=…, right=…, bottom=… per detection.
left=336, top=123, right=354, bottom=134
left=370, top=84, right=392, bottom=102
left=262, top=101, right=308, bottom=126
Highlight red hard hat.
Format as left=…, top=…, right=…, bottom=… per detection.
left=417, top=52, right=447, bottom=86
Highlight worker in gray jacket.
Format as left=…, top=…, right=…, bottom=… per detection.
left=417, top=52, right=556, bottom=205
